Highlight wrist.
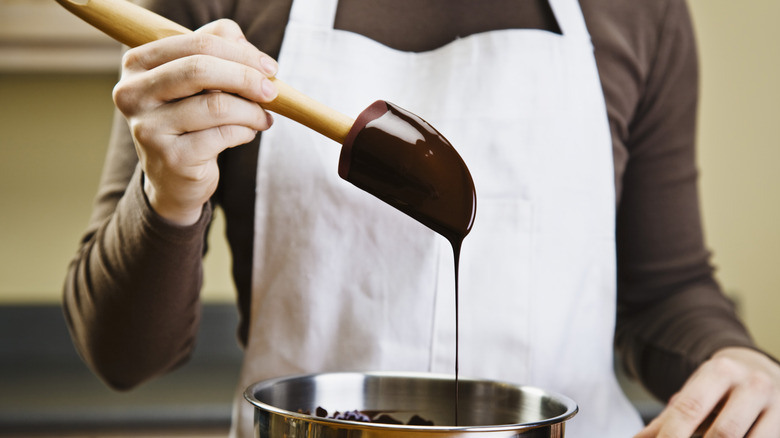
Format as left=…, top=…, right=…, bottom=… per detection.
left=143, top=177, right=204, bottom=226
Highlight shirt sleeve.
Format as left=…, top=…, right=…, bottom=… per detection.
left=612, top=0, right=759, bottom=402
left=61, top=0, right=226, bottom=390
left=62, top=108, right=213, bottom=390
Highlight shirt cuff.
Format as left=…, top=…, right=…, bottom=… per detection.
left=126, top=166, right=212, bottom=244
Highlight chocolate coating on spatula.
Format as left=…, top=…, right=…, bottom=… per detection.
left=339, top=100, right=476, bottom=245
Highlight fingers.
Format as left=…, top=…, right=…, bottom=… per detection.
left=131, top=90, right=272, bottom=159
left=637, top=361, right=733, bottom=438
left=670, top=360, right=737, bottom=435
left=706, top=369, right=773, bottom=437
left=128, top=53, right=277, bottom=107
left=115, top=38, right=278, bottom=117
left=114, top=17, right=277, bottom=156
left=153, top=90, right=272, bottom=137
left=634, top=348, right=780, bottom=438
left=114, top=18, right=278, bottom=117
left=121, top=19, right=277, bottom=76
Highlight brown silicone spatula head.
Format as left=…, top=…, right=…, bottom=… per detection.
left=340, top=101, right=476, bottom=243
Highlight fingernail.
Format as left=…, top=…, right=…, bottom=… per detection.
left=261, top=78, right=277, bottom=100
left=260, top=57, right=278, bottom=77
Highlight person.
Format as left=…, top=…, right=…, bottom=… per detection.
left=62, top=0, right=780, bottom=436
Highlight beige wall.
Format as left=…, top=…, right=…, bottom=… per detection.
left=0, top=73, right=234, bottom=303
left=690, top=0, right=780, bottom=357
left=0, top=0, right=778, bottom=358
left=0, top=73, right=116, bottom=300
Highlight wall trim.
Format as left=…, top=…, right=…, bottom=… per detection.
left=0, top=0, right=122, bottom=72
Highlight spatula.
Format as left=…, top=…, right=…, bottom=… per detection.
left=54, top=0, right=476, bottom=244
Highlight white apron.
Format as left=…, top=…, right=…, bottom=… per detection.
left=235, top=0, right=645, bottom=436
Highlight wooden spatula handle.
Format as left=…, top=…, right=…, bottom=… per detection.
left=55, top=0, right=354, bottom=144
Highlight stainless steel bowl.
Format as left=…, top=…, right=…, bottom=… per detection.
left=244, top=372, right=578, bottom=437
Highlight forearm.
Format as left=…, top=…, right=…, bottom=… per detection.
left=63, top=166, right=210, bottom=390
left=62, top=0, right=271, bottom=389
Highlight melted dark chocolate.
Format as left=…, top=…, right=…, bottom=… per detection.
left=340, top=101, right=476, bottom=425
left=339, top=100, right=476, bottom=246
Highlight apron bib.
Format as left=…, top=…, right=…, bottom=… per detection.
left=234, top=1, right=645, bottom=436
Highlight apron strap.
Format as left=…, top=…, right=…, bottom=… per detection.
left=288, top=0, right=339, bottom=29
left=549, top=0, right=591, bottom=40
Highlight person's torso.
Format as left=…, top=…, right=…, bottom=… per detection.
left=231, top=0, right=645, bottom=436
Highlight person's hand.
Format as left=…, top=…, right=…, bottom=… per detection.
left=635, top=347, right=780, bottom=437
left=113, top=19, right=278, bottom=225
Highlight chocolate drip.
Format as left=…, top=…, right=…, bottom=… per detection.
left=340, top=101, right=476, bottom=425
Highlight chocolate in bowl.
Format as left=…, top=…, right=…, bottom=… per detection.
left=244, top=371, right=578, bottom=437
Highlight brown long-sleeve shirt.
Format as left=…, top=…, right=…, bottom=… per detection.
left=63, top=0, right=758, bottom=403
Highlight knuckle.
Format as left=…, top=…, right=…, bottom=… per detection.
left=670, top=395, right=707, bottom=422
left=120, top=47, right=142, bottom=70
left=204, top=92, right=230, bottom=119
left=746, top=369, right=773, bottom=395
left=214, top=125, right=230, bottom=143
left=240, top=66, right=256, bottom=92
left=129, top=120, right=156, bottom=146
left=111, top=78, right=144, bottom=115
left=210, top=18, right=241, bottom=36
left=214, top=125, right=250, bottom=148
left=111, top=81, right=132, bottom=112
left=216, top=125, right=237, bottom=144
left=120, top=46, right=155, bottom=73
left=706, top=356, right=741, bottom=379
left=708, top=419, right=741, bottom=438
left=192, top=32, right=217, bottom=55
left=183, top=55, right=209, bottom=82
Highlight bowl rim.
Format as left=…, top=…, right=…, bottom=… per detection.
left=243, top=371, right=578, bottom=432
